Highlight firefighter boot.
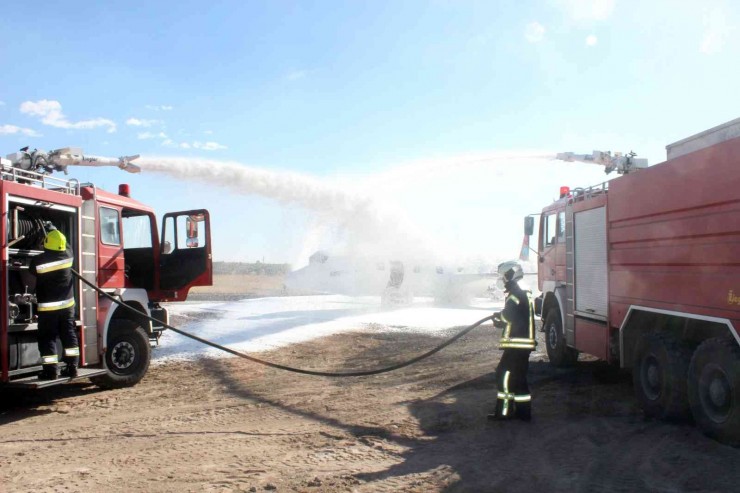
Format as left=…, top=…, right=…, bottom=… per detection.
left=487, top=400, right=515, bottom=421
left=39, top=365, right=58, bottom=381
left=61, top=363, right=78, bottom=379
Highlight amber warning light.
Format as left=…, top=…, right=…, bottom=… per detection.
left=119, top=184, right=131, bottom=197
left=559, top=186, right=570, bottom=198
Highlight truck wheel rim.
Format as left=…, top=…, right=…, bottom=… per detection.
left=641, top=354, right=661, bottom=400
left=111, top=341, right=136, bottom=371
left=700, top=365, right=731, bottom=423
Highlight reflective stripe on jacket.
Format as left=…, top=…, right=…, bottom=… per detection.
left=30, top=247, right=76, bottom=311
left=498, top=287, right=535, bottom=351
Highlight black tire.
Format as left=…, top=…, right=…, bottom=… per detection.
left=91, top=319, right=151, bottom=389
left=688, top=337, right=740, bottom=446
left=632, top=332, right=692, bottom=420
left=544, top=308, right=578, bottom=367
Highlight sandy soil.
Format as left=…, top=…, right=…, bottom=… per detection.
left=2, top=306, right=740, bottom=492
left=188, top=274, right=305, bottom=301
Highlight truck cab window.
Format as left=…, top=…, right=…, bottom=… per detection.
left=558, top=211, right=566, bottom=243
left=99, top=207, right=121, bottom=246
left=544, top=213, right=557, bottom=246
left=122, top=214, right=153, bottom=248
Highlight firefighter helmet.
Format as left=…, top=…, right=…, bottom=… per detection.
left=44, top=230, right=67, bottom=251
left=497, top=261, right=523, bottom=289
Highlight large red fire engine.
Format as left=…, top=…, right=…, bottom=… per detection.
left=528, top=117, right=740, bottom=444
left=0, top=147, right=212, bottom=389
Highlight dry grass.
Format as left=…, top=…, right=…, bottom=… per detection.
left=189, top=273, right=287, bottom=298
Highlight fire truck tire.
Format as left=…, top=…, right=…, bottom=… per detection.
left=544, top=308, right=578, bottom=367
left=91, top=320, right=151, bottom=389
left=632, top=333, right=691, bottom=420
left=688, top=337, right=740, bottom=446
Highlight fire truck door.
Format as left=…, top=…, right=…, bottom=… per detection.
left=159, top=210, right=212, bottom=291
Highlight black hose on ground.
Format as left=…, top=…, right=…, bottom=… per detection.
left=72, top=269, right=493, bottom=377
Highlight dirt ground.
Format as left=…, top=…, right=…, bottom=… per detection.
left=187, top=274, right=291, bottom=301
left=2, top=289, right=740, bottom=492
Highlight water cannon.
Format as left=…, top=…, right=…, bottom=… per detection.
left=556, top=150, right=648, bottom=175
left=6, top=147, right=141, bottom=175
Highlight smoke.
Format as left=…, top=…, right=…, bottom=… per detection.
left=137, top=151, right=607, bottom=271
left=137, top=157, right=366, bottom=214
left=137, top=156, right=426, bottom=265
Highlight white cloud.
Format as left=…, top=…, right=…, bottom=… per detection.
left=524, top=22, right=546, bottom=43
left=146, top=104, right=173, bottom=111
left=555, top=0, right=615, bottom=22
left=285, top=70, right=308, bottom=81
left=19, top=99, right=116, bottom=133
left=126, top=117, right=160, bottom=127
left=162, top=139, right=227, bottom=150
left=138, top=131, right=168, bottom=140
left=586, top=34, right=598, bottom=46
left=204, top=130, right=214, bottom=135
left=0, top=101, right=6, bottom=106
left=193, top=141, right=227, bottom=150
left=0, top=124, right=42, bottom=137
left=701, top=7, right=730, bottom=54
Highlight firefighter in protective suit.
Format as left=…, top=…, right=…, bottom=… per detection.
left=489, top=262, right=536, bottom=421
left=30, top=229, right=79, bottom=380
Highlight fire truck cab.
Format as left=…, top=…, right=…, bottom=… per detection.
left=529, top=118, right=740, bottom=444
left=1, top=149, right=213, bottom=389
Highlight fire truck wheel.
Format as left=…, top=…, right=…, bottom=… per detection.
left=91, top=320, right=151, bottom=389
left=544, top=308, right=578, bottom=367
left=688, top=337, right=740, bottom=446
left=632, top=333, right=691, bottom=420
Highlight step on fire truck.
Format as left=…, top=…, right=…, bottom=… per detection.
left=527, top=118, right=740, bottom=444
left=0, top=147, right=212, bottom=389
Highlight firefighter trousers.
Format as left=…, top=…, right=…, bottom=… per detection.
left=37, top=307, right=79, bottom=370
left=494, top=349, right=532, bottom=420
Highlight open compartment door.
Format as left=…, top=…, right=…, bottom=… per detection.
left=159, top=210, right=212, bottom=295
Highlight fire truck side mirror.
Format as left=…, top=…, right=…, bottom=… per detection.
left=185, top=215, right=201, bottom=248
left=524, top=216, right=535, bottom=236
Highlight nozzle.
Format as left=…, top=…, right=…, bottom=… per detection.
left=118, top=155, right=141, bottom=173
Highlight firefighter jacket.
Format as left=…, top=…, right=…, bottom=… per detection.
left=30, top=246, right=76, bottom=312
left=497, top=284, right=535, bottom=351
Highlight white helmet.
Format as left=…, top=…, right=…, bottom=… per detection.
left=496, top=261, right=523, bottom=289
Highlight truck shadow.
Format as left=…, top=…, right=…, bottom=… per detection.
left=188, top=331, right=739, bottom=493
left=0, top=383, right=102, bottom=426
left=356, top=361, right=740, bottom=493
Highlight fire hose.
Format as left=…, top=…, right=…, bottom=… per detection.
left=72, top=269, right=494, bottom=377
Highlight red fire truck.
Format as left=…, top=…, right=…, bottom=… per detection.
left=529, top=118, right=740, bottom=444
left=0, top=147, right=212, bottom=389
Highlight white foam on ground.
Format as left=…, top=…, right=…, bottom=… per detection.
left=153, top=295, right=504, bottom=364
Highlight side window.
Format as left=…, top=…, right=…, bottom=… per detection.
left=162, top=216, right=175, bottom=255
left=122, top=214, right=153, bottom=248
left=161, top=214, right=207, bottom=253
left=557, top=211, right=566, bottom=243
left=99, top=207, right=121, bottom=246
left=544, top=213, right=557, bottom=247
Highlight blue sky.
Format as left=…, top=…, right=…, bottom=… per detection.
left=1, top=0, right=739, bottom=264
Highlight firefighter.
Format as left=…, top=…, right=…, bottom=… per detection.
left=30, top=228, right=79, bottom=380
left=488, top=262, right=536, bottom=421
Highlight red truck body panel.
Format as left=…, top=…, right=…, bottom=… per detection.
left=608, top=135, right=740, bottom=338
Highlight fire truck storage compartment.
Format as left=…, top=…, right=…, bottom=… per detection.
left=8, top=330, right=40, bottom=372
left=574, top=206, right=608, bottom=319
left=5, top=199, right=79, bottom=371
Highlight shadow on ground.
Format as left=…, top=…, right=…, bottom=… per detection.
left=203, top=332, right=740, bottom=493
